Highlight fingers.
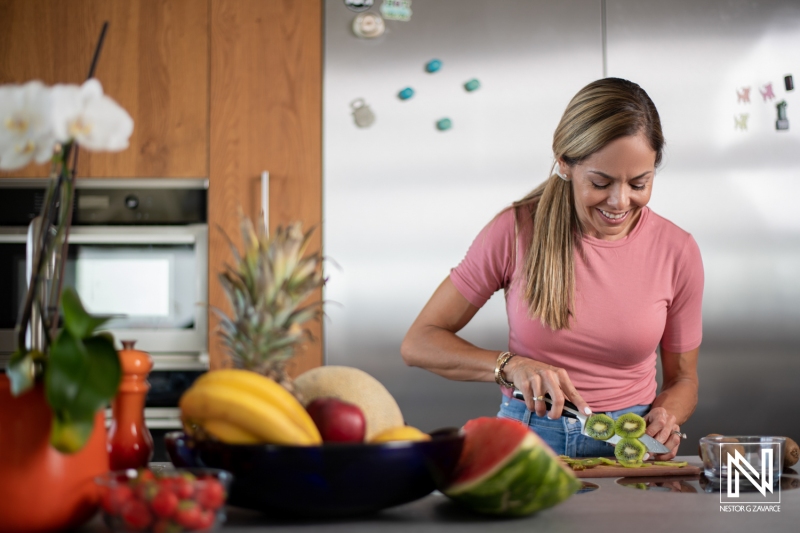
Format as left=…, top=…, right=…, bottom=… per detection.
left=560, top=370, right=592, bottom=416
left=531, top=374, right=547, bottom=417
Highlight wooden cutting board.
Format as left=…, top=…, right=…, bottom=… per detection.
left=563, top=460, right=702, bottom=478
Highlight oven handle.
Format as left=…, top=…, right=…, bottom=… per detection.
left=0, top=233, right=196, bottom=245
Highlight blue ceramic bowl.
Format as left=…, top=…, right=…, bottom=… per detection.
left=165, top=428, right=463, bottom=518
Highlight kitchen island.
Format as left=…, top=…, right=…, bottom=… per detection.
left=80, top=456, right=799, bottom=532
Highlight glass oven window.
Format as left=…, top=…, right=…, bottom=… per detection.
left=64, top=244, right=197, bottom=330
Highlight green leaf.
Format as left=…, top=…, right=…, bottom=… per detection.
left=45, top=330, right=89, bottom=410
left=50, top=411, right=95, bottom=454
left=61, top=287, right=109, bottom=339
left=6, top=348, right=39, bottom=396
left=69, top=335, right=121, bottom=416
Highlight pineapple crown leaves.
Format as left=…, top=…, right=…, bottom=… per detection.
left=213, top=213, right=326, bottom=369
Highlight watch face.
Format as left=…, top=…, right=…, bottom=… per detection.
left=344, top=0, right=374, bottom=12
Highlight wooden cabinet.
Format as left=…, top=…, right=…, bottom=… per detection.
left=0, top=0, right=208, bottom=178
left=0, top=0, right=323, bottom=374
left=208, top=0, right=323, bottom=374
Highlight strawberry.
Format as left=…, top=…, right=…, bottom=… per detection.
left=174, top=500, right=201, bottom=529
left=194, top=509, right=216, bottom=531
left=137, top=468, right=157, bottom=483
left=150, top=487, right=179, bottom=519
left=196, top=479, right=226, bottom=510
left=101, top=484, right=134, bottom=514
left=152, top=519, right=183, bottom=533
left=173, top=477, right=195, bottom=499
left=120, top=499, right=153, bottom=531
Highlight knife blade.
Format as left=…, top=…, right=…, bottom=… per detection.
left=510, top=390, right=669, bottom=454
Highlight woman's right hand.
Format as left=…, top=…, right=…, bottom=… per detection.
left=503, top=356, right=592, bottom=419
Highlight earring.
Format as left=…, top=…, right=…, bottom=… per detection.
left=556, top=169, right=570, bottom=181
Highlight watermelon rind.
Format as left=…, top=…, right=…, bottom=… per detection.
left=444, top=432, right=582, bottom=516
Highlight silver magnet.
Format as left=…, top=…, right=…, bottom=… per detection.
left=351, top=98, right=376, bottom=128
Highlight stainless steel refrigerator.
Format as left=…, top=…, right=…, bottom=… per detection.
left=323, top=0, right=800, bottom=453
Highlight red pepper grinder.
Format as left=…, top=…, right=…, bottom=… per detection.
left=108, top=340, right=154, bottom=470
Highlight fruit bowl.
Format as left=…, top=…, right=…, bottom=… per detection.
left=94, top=466, right=232, bottom=532
left=165, top=428, right=464, bottom=518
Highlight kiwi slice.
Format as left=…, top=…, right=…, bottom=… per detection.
left=614, top=413, right=646, bottom=438
left=579, top=458, right=603, bottom=467
left=585, top=413, right=615, bottom=440
left=598, top=457, right=617, bottom=466
left=615, top=437, right=647, bottom=465
left=653, top=461, right=688, bottom=467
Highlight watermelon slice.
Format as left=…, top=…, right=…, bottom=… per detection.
left=443, top=417, right=582, bottom=516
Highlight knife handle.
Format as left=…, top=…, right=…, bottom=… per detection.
left=511, top=390, right=580, bottom=419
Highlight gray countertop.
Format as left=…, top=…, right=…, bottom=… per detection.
left=81, top=456, right=799, bottom=532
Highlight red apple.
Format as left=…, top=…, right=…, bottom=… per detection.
left=306, top=397, right=366, bottom=443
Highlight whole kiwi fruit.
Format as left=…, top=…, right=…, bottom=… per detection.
left=783, top=437, right=799, bottom=468
left=614, top=413, right=646, bottom=439
left=585, top=413, right=615, bottom=440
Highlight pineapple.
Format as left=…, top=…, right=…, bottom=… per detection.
left=215, top=213, right=324, bottom=398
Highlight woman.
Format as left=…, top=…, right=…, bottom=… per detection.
left=400, top=78, right=703, bottom=460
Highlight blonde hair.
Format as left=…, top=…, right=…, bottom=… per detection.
left=513, top=78, right=664, bottom=330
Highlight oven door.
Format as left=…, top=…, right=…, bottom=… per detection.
left=0, top=224, right=208, bottom=367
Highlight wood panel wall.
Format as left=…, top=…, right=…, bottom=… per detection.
left=0, top=0, right=208, bottom=178
left=208, top=0, right=323, bottom=374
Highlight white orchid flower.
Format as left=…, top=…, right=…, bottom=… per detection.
left=0, top=80, right=57, bottom=170
left=51, top=79, right=133, bottom=151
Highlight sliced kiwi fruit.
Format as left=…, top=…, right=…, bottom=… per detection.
left=598, top=457, right=617, bottom=466
left=614, top=413, right=646, bottom=438
left=615, top=437, right=647, bottom=466
left=579, top=458, right=603, bottom=467
left=585, top=413, right=616, bottom=440
left=653, top=461, right=688, bottom=467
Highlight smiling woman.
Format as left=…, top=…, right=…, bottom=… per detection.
left=401, top=78, right=703, bottom=460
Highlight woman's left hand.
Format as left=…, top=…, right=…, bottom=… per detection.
left=643, top=407, right=682, bottom=461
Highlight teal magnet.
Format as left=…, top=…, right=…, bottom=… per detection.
left=436, top=118, right=452, bottom=131
left=425, top=59, right=442, bottom=73
left=464, top=78, right=480, bottom=92
left=398, top=87, right=414, bottom=100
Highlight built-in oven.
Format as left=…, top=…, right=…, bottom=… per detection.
left=0, top=178, right=209, bottom=456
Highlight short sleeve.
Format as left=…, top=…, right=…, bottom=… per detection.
left=660, top=235, right=704, bottom=353
left=449, top=208, right=516, bottom=308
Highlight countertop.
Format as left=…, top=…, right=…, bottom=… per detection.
left=80, top=456, right=799, bottom=532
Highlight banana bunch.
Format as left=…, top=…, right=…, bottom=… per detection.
left=179, top=369, right=322, bottom=446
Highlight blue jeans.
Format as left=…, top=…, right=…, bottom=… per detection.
left=497, top=396, right=651, bottom=457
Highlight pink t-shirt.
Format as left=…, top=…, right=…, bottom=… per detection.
left=450, top=206, right=703, bottom=411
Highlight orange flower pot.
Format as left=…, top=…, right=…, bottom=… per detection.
left=0, top=374, right=109, bottom=533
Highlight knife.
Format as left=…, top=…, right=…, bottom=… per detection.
left=510, top=390, right=669, bottom=454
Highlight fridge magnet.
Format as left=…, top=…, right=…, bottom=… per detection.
left=736, top=87, right=750, bottom=104
left=344, top=0, right=374, bottom=13
left=397, top=87, right=415, bottom=100
left=734, top=113, right=749, bottom=131
left=464, top=79, right=481, bottom=92
left=436, top=118, right=452, bottom=131
left=776, top=101, right=789, bottom=131
left=760, top=82, right=775, bottom=102
left=351, top=98, right=376, bottom=128
left=352, top=12, right=385, bottom=38
left=425, top=59, right=442, bottom=73
left=381, top=0, right=412, bottom=22
left=785, top=75, right=794, bottom=91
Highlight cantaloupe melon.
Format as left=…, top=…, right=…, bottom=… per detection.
left=294, top=366, right=404, bottom=441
